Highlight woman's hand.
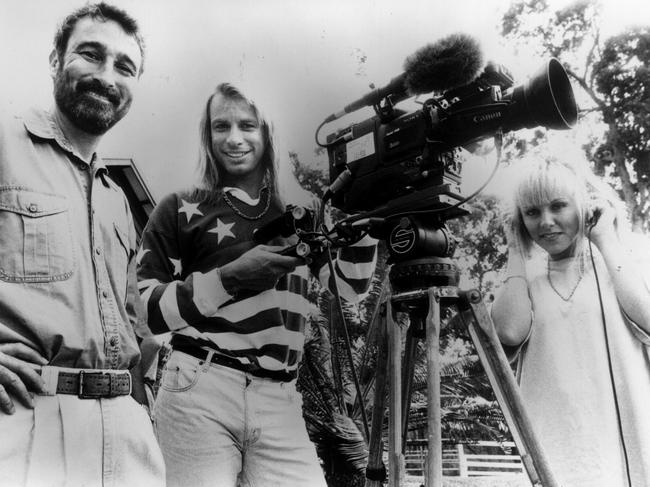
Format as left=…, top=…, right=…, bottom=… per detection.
left=586, top=197, right=618, bottom=248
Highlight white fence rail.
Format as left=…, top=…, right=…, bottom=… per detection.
left=405, top=441, right=524, bottom=477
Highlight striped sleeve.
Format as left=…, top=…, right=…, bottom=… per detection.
left=136, top=194, right=234, bottom=335
left=312, top=234, right=377, bottom=303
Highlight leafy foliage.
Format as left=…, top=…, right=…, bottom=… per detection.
left=298, top=315, right=368, bottom=486
left=501, top=0, right=650, bottom=230
left=448, top=195, right=507, bottom=297
left=407, top=333, right=510, bottom=445
left=289, top=151, right=328, bottom=198
left=593, top=28, right=650, bottom=178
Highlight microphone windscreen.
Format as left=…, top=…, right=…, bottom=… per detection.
left=403, top=33, right=484, bottom=94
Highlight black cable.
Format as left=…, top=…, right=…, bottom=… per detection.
left=587, top=227, right=632, bottom=487
left=315, top=119, right=331, bottom=148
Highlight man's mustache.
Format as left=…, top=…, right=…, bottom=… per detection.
left=76, top=79, right=121, bottom=105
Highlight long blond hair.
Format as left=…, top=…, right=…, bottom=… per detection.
left=506, top=153, right=628, bottom=261
left=193, top=82, right=312, bottom=209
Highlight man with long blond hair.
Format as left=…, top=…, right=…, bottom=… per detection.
left=137, top=82, right=377, bottom=487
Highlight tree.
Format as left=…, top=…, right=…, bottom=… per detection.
left=448, top=194, right=508, bottom=298
left=501, top=0, right=650, bottom=231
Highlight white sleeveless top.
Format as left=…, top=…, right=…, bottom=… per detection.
left=518, top=245, right=650, bottom=487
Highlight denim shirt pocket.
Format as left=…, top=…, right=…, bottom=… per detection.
left=0, top=187, right=74, bottom=282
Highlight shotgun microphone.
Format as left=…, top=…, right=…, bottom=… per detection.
left=323, top=33, right=484, bottom=123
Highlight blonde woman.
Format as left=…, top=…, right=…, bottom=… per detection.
left=491, top=155, right=650, bottom=487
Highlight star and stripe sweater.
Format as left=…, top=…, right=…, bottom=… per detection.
left=137, top=189, right=377, bottom=379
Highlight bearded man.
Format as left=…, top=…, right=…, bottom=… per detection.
left=0, top=3, right=164, bottom=486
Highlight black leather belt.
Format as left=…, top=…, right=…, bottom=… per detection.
left=171, top=336, right=295, bottom=382
left=55, top=370, right=132, bottom=398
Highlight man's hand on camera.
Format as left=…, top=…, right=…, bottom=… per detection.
left=220, top=245, right=302, bottom=295
left=0, top=343, right=47, bottom=414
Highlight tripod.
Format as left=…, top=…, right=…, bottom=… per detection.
left=364, top=256, right=559, bottom=487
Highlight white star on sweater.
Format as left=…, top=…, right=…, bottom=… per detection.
left=208, top=219, right=235, bottom=244
left=169, top=258, right=182, bottom=276
left=178, top=199, right=203, bottom=223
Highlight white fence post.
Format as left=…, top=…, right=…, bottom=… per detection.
left=457, top=443, right=468, bottom=477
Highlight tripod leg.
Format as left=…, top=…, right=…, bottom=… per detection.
left=424, top=288, right=443, bottom=486
left=401, top=323, right=418, bottom=449
left=365, top=304, right=389, bottom=487
left=457, top=290, right=559, bottom=487
left=387, top=298, right=404, bottom=487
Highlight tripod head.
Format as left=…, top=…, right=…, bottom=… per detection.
left=376, top=215, right=461, bottom=293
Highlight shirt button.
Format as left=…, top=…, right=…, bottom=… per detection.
left=95, top=248, right=102, bottom=255
left=109, top=336, right=119, bottom=347
left=28, top=203, right=39, bottom=213
left=102, top=290, right=109, bottom=298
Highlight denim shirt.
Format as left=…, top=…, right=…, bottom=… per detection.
left=0, top=108, right=140, bottom=369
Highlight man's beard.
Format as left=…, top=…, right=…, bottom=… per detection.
left=53, top=69, right=131, bottom=135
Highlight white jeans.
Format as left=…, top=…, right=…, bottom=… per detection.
left=153, top=350, right=327, bottom=487
left=0, top=393, right=165, bottom=487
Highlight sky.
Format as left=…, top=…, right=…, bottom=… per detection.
left=1, top=0, right=648, bottom=202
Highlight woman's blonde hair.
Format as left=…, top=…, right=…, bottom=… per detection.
left=506, top=152, right=628, bottom=261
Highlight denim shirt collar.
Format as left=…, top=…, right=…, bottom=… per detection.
left=22, top=107, right=107, bottom=172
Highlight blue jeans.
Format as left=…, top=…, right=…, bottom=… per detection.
left=153, top=350, right=327, bottom=487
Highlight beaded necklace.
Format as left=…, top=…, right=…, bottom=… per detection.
left=546, top=257, right=584, bottom=301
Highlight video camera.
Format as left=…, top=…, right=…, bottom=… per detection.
left=325, top=58, right=577, bottom=218
left=256, top=35, right=578, bottom=290
left=318, top=39, right=577, bottom=288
